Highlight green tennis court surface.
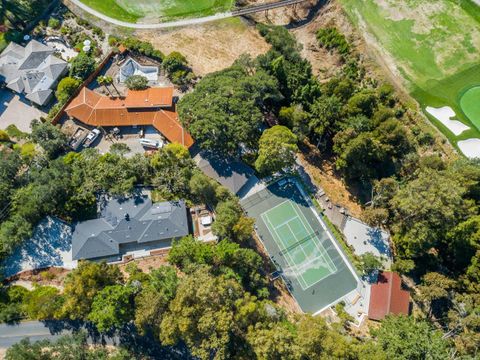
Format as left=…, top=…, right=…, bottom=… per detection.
left=241, top=178, right=359, bottom=314
left=261, top=201, right=337, bottom=290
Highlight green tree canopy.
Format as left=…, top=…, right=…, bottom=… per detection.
left=373, top=315, right=452, bottom=360
left=69, top=53, right=96, bottom=80
left=125, top=75, right=149, bottom=90
left=55, top=77, right=81, bottom=103
left=88, top=284, right=135, bottom=333
left=61, top=261, right=123, bottom=320
left=255, top=125, right=298, bottom=175
left=178, top=64, right=281, bottom=155
left=30, top=120, right=67, bottom=159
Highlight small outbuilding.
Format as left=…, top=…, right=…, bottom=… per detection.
left=368, top=271, right=410, bottom=321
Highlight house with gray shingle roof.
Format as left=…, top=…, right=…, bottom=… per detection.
left=0, top=40, right=68, bottom=106
left=72, top=195, right=190, bottom=262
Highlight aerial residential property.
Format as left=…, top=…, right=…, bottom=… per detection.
left=72, top=195, right=190, bottom=262
left=0, top=0, right=479, bottom=358
left=0, top=40, right=67, bottom=106
left=65, top=86, right=194, bottom=147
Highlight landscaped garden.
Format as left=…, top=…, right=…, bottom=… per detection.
left=78, top=0, right=234, bottom=23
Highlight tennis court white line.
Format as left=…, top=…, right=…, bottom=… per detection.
left=285, top=221, right=315, bottom=289
left=263, top=203, right=337, bottom=290
left=261, top=212, right=309, bottom=289
left=291, top=202, right=337, bottom=274
left=292, top=179, right=360, bottom=285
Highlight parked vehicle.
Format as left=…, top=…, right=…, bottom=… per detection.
left=69, top=128, right=87, bottom=151
left=83, top=129, right=101, bottom=147
left=139, top=138, right=163, bottom=149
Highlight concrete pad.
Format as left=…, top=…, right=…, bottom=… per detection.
left=0, top=91, right=46, bottom=133
left=425, top=106, right=470, bottom=136
left=343, top=217, right=392, bottom=265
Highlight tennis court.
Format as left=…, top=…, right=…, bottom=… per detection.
left=261, top=201, right=337, bottom=290
left=241, top=178, right=359, bottom=314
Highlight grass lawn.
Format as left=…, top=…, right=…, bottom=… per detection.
left=79, top=0, right=233, bottom=22
left=339, top=0, right=480, bottom=150
left=460, top=86, right=480, bottom=130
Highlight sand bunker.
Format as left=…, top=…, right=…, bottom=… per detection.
left=425, top=106, right=470, bottom=136
left=458, top=138, right=480, bottom=159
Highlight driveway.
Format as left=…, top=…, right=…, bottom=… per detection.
left=94, top=126, right=165, bottom=157
left=0, top=90, right=46, bottom=133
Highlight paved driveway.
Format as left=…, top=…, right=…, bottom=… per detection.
left=0, top=90, right=46, bottom=133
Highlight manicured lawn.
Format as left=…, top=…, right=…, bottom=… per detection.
left=79, top=0, right=233, bottom=22
left=460, top=86, right=480, bottom=130
left=339, top=0, right=480, bottom=149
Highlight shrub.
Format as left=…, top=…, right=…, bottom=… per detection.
left=55, top=77, right=81, bottom=103
left=70, top=53, right=96, bottom=80
left=108, top=35, right=120, bottom=47
left=122, top=37, right=164, bottom=62
left=316, top=27, right=350, bottom=57
left=5, top=125, right=27, bottom=140
left=0, top=130, right=10, bottom=142
left=48, top=17, right=60, bottom=29
left=163, top=51, right=187, bottom=74
left=125, top=75, right=149, bottom=90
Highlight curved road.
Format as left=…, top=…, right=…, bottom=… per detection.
left=68, top=0, right=308, bottom=29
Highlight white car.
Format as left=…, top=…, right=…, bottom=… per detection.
left=139, top=138, right=164, bottom=149
left=83, top=129, right=101, bottom=147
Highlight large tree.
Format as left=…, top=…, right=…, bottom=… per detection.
left=88, top=285, right=135, bottom=333
left=61, top=261, right=123, bottom=320
left=150, top=143, right=194, bottom=198
left=160, top=267, right=257, bottom=360
left=178, top=63, right=281, bottom=155
left=373, top=315, right=452, bottom=360
left=255, top=125, right=298, bottom=175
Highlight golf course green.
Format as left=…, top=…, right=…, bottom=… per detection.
left=79, top=0, right=234, bottom=23
left=460, top=86, right=480, bottom=130
left=339, top=0, right=480, bottom=148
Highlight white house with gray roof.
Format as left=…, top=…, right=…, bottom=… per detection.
left=0, top=40, right=68, bottom=106
left=72, top=195, right=190, bottom=262
left=118, top=58, right=158, bottom=84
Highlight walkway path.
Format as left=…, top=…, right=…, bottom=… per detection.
left=67, top=0, right=308, bottom=29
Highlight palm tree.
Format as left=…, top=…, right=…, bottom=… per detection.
left=97, top=75, right=113, bottom=96
left=104, top=75, right=120, bottom=96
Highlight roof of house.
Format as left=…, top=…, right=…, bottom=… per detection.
left=194, top=151, right=256, bottom=195
left=119, top=58, right=158, bottom=83
left=0, top=40, right=67, bottom=106
left=72, top=195, right=189, bottom=260
left=368, top=271, right=410, bottom=321
left=65, top=87, right=194, bottom=147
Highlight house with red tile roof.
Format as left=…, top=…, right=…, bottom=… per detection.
left=368, top=271, right=410, bottom=321
left=65, top=86, right=194, bottom=148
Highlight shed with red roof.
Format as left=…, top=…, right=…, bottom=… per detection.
left=368, top=271, right=410, bottom=321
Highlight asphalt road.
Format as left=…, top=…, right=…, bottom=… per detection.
left=0, top=320, right=189, bottom=359
left=68, top=0, right=309, bottom=29
left=0, top=320, right=115, bottom=349
left=0, top=321, right=69, bottom=349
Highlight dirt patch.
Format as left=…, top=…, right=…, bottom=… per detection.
left=298, top=143, right=364, bottom=218
left=6, top=267, right=70, bottom=288
left=117, top=254, right=171, bottom=276
left=136, top=18, right=270, bottom=76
